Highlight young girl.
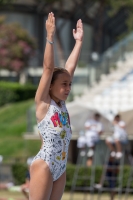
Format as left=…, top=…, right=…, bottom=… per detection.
left=29, top=12, right=83, bottom=200
left=106, top=114, right=128, bottom=159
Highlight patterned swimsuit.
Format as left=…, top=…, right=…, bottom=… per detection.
left=31, top=99, right=72, bottom=181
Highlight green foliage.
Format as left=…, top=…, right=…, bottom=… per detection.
left=109, top=0, right=133, bottom=14
left=92, top=0, right=133, bottom=41
left=0, top=99, right=41, bottom=157
left=0, top=81, right=37, bottom=106
left=12, top=163, right=27, bottom=184
left=78, top=60, right=87, bottom=68
left=35, top=0, right=61, bottom=4
left=65, top=164, right=133, bottom=191
left=11, top=163, right=133, bottom=189
left=108, top=0, right=133, bottom=32
left=110, top=64, right=117, bottom=70
left=0, top=16, right=37, bottom=72
left=65, top=164, right=102, bottom=191
left=0, top=0, right=14, bottom=5
left=0, top=15, right=5, bottom=24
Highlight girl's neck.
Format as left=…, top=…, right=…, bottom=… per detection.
left=50, top=95, right=61, bottom=107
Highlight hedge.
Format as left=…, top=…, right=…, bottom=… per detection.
left=0, top=81, right=37, bottom=106
left=12, top=163, right=28, bottom=185
left=12, top=163, right=133, bottom=190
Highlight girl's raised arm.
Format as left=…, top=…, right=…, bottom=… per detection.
left=65, top=19, right=83, bottom=78
left=35, top=12, right=55, bottom=104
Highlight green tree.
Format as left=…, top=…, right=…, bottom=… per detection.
left=0, top=16, right=37, bottom=83
left=93, top=0, right=133, bottom=51
left=0, top=0, right=14, bottom=6
left=3, top=0, right=132, bottom=66
left=35, top=0, right=133, bottom=54
left=108, top=0, right=133, bottom=33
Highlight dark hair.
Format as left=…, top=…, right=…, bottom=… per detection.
left=114, top=114, right=120, bottom=120
left=94, top=113, right=101, bottom=118
left=51, top=67, right=69, bottom=84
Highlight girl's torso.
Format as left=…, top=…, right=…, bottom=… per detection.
left=38, top=99, right=72, bottom=151
left=32, top=99, right=72, bottom=181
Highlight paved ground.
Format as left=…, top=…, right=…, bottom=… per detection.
left=0, top=191, right=133, bottom=200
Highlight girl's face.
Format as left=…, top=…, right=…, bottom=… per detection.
left=50, top=72, right=72, bottom=102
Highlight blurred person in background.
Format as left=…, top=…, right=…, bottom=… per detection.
left=0, top=155, right=14, bottom=191
left=106, top=156, right=119, bottom=200
left=95, top=155, right=119, bottom=200
left=21, top=168, right=30, bottom=199
left=77, top=130, right=86, bottom=150
left=84, top=113, right=103, bottom=166
left=106, top=114, right=128, bottom=159
left=0, top=181, right=14, bottom=190
left=77, top=130, right=86, bottom=157
left=21, top=157, right=32, bottom=199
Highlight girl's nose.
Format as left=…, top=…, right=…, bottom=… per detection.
left=67, top=85, right=71, bottom=91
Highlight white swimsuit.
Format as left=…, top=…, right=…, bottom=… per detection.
left=32, top=99, right=72, bottom=181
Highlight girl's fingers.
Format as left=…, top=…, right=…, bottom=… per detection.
left=48, top=12, right=55, bottom=25
left=80, top=20, right=83, bottom=28
left=48, top=13, right=51, bottom=21
left=76, top=20, right=79, bottom=28
left=49, top=12, right=52, bottom=23
left=73, top=29, right=76, bottom=35
left=51, top=12, right=54, bottom=24
left=52, top=16, right=55, bottom=25
left=48, top=12, right=51, bottom=23
left=51, top=12, right=53, bottom=23
left=77, top=19, right=82, bottom=29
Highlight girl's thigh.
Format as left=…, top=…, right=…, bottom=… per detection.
left=29, top=159, right=53, bottom=200
left=50, top=171, right=66, bottom=200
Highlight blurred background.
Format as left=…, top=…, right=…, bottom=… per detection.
left=0, top=0, right=133, bottom=199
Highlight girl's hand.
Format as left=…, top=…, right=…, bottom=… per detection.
left=46, top=12, right=55, bottom=40
left=73, top=19, right=83, bottom=41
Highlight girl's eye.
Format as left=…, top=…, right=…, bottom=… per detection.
left=62, top=82, right=71, bottom=86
